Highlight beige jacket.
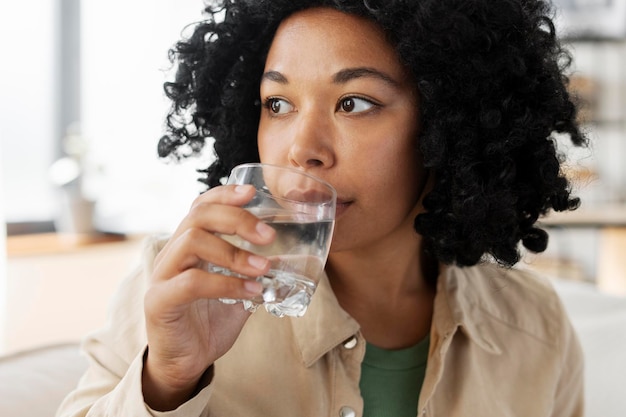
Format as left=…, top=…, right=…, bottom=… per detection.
left=56, top=236, right=584, bottom=417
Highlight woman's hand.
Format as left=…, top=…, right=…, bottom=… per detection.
left=141, top=184, right=275, bottom=411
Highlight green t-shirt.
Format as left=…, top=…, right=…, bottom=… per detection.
left=359, top=335, right=430, bottom=417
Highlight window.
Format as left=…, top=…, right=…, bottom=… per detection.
left=1, top=0, right=210, bottom=235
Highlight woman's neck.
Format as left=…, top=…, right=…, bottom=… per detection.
left=326, top=231, right=437, bottom=349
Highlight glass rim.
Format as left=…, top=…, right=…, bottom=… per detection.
left=231, top=162, right=337, bottom=203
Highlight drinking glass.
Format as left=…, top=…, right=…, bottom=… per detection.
left=212, top=163, right=336, bottom=317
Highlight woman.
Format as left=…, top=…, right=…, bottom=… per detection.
left=57, top=1, right=587, bottom=416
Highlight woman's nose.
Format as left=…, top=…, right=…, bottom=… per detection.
left=287, top=108, right=335, bottom=169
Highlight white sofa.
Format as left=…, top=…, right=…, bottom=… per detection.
left=1, top=278, right=625, bottom=417
left=552, top=279, right=626, bottom=416
left=0, top=342, right=87, bottom=417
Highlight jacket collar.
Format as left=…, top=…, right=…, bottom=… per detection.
left=290, top=264, right=505, bottom=368
left=435, top=264, right=504, bottom=355
left=290, top=272, right=361, bottom=367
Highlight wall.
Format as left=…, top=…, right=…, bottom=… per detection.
left=0, top=140, right=6, bottom=352
left=79, top=0, right=213, bottom=235
left=0, top=1, right=59, bottom=222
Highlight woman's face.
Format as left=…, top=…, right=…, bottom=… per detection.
left=257, top=7, right=427, bottom=253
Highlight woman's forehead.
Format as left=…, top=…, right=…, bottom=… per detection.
left=263, top=7, right=407, bottom=81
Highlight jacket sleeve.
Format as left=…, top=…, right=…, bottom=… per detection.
left=55, top=236, right=213, bottom=417
left=551, top=296, right=585, bottom=417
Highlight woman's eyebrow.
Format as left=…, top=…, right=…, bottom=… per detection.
left=261, top=67, right=399, bottom=86
left=333, top=67, right=399, bottom=86
left=261, top=70, right=288, bottom=84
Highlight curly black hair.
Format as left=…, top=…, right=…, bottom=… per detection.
left=158, top=0, right=587, bottom=267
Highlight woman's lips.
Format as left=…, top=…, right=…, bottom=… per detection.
left=335, top=199, right=352, bottom=218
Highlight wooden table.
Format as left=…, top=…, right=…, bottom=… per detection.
left=3, top=233, right=145, bottom=355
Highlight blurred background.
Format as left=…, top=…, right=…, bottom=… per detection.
left=0, top=0, right=210, bottom=354
left=1, top=0, right=626, bottom=354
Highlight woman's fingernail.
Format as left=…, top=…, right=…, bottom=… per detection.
left=248, top=255, right=268, bottom=270
left=244, top=280, right=263, bottom=294
left=256, top=222, right=274, bottom=239
left=235, top=185, right=249, bottom=194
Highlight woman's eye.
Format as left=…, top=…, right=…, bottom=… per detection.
left=338, top=96, right=376, bottom=113
left=265, top=98, right=294, bottom=115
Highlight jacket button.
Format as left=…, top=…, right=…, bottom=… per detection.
left=343, top=336, right=358, bottom=349
left=339, top=406, right=356, bottom=417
